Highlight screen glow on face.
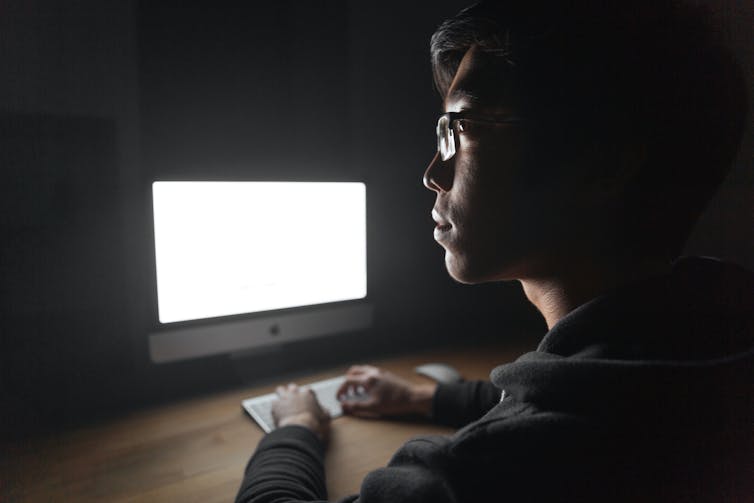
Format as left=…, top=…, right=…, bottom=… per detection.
left=152, top=181, right=367, bottom=324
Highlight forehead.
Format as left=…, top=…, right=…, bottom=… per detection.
left=444, top=46, right=516, bottom=113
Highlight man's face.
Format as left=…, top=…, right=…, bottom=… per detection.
left=424, top=46, right=562, bottom=283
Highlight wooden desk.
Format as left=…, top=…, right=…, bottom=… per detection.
left=3, top=343, right=526, bottom=502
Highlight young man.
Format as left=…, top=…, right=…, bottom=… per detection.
left=236, top=1, right=752, bottom=501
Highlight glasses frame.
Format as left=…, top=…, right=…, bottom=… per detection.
left=436, top=112, right=522, bottom=161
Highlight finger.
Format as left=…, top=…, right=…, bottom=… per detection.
left=336, top=381, right=349, bottom=397
left=340, top=393, right=377, bottom=409
left=318, top=406, right=332, bottom=421
left=299, top=388, right=327, bottom=411
left=345, top=365, right=378, bottom=377
left=345, top=373, right=377, bottom=389
left=276, top=385, right=286, bottom=396
left=337, top=377, right=368, bottom=397
left=342, top=368, right=365, bottom=382
left=337, top=377, right=374, bottom=400
left=341, top=398, right=380, bottom=418
left=336, top=383, right=346, bottom=400
left=339, top=387, right=372, bottom=406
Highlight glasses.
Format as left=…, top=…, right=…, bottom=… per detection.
left=436, top=112, right=522, bottom=161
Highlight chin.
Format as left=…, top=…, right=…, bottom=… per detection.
left=444, top=248, right=524, bottom=284
left=445, top=252, right=496, bottom=284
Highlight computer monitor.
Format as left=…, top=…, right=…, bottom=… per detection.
left=148, top=181, right=372, bottom=363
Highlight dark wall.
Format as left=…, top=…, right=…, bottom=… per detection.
left=0, top=113, right=131, bottom=418
left=139, top=2, right=351, bottom=176
left=0, top=1, right=141, bottom=432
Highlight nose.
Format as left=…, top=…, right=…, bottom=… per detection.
left=423, top=151, right=453, bottom=193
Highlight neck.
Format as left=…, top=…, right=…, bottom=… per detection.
left=519, top=255, right=671, bottom=330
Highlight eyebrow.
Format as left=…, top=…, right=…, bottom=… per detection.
left=444, top=88, right=482, bottom=110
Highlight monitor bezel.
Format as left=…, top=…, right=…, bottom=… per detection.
left=145, top=178, right=371, bottom=362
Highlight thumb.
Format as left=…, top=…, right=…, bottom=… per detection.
left=341, top=397, right=380, bottom=418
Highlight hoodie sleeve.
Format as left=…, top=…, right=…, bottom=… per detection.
left=235, top=381, right=500, bottom=502
left=431, top=380, right=501, bottom=428
left=235, top=427, right=451, bottom=503
left=235, top=425, right=336, bottom=503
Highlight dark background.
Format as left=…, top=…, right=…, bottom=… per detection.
left=1, top=0, right=751, bottom=435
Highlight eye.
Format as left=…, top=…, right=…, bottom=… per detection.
left=456, top=119, right=467, bottom=132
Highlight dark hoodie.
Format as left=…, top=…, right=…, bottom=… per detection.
left=236, top=257, right=754, bottom=502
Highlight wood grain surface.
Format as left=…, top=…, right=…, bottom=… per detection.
left=2, top=343, right=528, bottom=502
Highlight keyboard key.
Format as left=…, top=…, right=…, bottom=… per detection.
left=242, top=375, right=347, bottom=433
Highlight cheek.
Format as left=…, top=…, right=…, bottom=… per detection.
left=452, top=157, right=515, bottom=227
left=449, top=160, right=542, bottom=269
left=457, top=134, right=523, bottom=196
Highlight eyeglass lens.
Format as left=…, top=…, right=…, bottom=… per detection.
left=436, top=115, right=456, bottom=161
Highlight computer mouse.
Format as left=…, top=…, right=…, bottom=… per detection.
left=414, top=363, right=463, bottom=384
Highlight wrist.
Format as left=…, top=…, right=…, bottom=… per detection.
left=278, top=411, right=319, bottom=430
left=409, top=383, right=438, bottom=417
left=278, top=412, right=326, bottom=440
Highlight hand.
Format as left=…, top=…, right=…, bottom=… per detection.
left=272, top=383, right=331, bottom=442
left=336, top=365, right=437, bottom=419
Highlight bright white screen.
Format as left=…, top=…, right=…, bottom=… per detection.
left=153, top=181, right=367, bottom=324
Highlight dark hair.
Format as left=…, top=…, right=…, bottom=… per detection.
left=431, top=0, right=748, bottom=258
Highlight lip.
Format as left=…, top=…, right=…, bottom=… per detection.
left=433, top=224, right=452, bottom=242
left=431, top=208, right=450, bottom=226
left=432, top=209, right=452, bottom=242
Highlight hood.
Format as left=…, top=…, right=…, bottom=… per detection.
left=490, top=257, right=754, bottom=428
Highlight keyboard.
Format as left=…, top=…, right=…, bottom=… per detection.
left=242, top=375, right=347, bottom=433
